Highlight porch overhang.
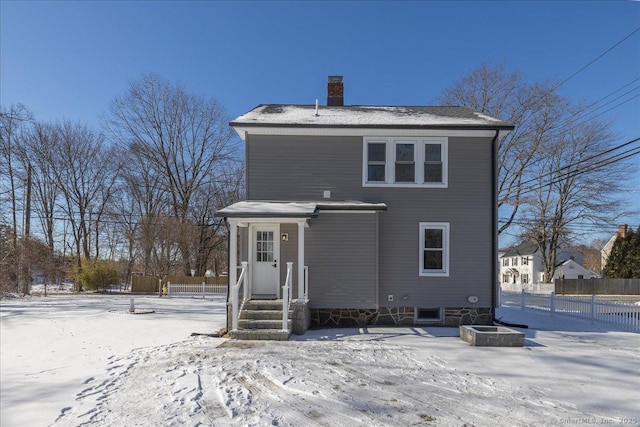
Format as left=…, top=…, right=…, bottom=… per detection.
left=215, top=200, right=387, bottom=220
left=218, top=200, right=387, bottom=307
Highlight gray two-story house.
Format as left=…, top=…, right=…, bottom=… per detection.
left=217, top=76, right=513, bottom=338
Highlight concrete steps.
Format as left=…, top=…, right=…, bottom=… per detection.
left=230, top=299, right=292, bottom=341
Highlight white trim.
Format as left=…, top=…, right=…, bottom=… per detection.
left=363, top=137, right=448, bottom=188
left=297, top=222, right=305, bottom=302
left=419, top=222, right=450, bottom=277
left=234, top=217, right=309, bottom=225
left=320, top=210, right=378, bottom=214
left=248, top=223, right=281, bottom=298
left=234, top=126, right=500, bottom=140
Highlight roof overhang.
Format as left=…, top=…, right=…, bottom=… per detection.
left=216, top=201, right=387, bottom=219
left=231, top=125, right=512, bottom=141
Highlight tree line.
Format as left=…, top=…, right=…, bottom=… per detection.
left=1, top=74, right=243, bottom=292
left=1, top=65, right=637, bottom=293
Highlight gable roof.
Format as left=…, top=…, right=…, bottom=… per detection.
left=231, top=105, right=514, bottom=130
left=501, top=242, right=539, bottom=257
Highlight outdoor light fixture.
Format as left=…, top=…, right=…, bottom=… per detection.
left=281, top=233, right=289, bottom=242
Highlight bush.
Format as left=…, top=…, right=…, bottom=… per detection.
left=76, top=261, right=121, bottom=291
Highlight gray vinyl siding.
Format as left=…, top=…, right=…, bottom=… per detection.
left=305, top=213, right=378, bottom=309
left=246, top=134, right=493, bottom=309
left=246, top=135, right=363, bottom=200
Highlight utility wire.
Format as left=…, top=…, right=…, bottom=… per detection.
left=510, top=137, right=640, bottom=192
left=551, top=26, right=640, bottom=93
left=517, top=145, right=640, bottom=196
left=511, top=26, right=640, bottom=132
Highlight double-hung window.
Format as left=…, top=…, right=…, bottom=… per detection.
left=366, top=142, right=386, bottom=182
left=419, top=222, right=449, bottom=276
left=364, top=137, right=447, bottom=187
left=395, top=143, right=415, bottom=182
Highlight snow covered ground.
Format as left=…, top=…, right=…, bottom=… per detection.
left=1, top=294, right=638, bottom=426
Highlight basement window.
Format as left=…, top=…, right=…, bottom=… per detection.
left=415, top=307, right=442, bottom=322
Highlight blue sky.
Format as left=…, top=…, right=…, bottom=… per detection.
left=1, top=0, right=639, bottom=240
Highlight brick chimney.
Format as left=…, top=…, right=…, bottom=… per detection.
left=617, top=224, right=628, bottom=239
left=327, top=76, right=344, bottom=106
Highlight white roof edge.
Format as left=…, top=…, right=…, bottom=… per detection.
left=216, top=200, right=387, bottom=218
left=232, top=126, right=501, bottom=140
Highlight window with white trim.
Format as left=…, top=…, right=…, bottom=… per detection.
left=366, top=142, right=386, bottom=182
left=364, top=137, right=447, bottom=187
left=419, top=222, right=449, bottom=276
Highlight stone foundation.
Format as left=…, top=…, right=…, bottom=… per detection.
left=310, top=306, right=493, bottom=327
left=443, top=307, right=493, bottom=326
left=292, top=300, right=311, bottom=334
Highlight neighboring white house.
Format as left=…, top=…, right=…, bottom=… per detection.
left=601, top=224, right=628, bottom=273
left=554, top=259, right=598, bottom=281
left=500, top=242, right=594, bottom=292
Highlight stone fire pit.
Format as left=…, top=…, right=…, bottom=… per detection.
left=459, top=325, right=525, bottom=347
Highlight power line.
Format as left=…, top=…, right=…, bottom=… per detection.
left=500, top=137, right=640, bottom=195
left=551, top=26, right=640, bottom=92
left=510, top=26, right=640, bottom=133
left=518, top=144, right=640, bottom=196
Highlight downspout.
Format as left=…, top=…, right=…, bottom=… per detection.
left=491, top=130, right=499, bottom=321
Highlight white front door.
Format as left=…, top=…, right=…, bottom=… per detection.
left=251, top=224, right=280, bottom=298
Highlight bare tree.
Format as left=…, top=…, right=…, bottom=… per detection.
left=0, top=104, right=33, bottom=249
left=439, top=63, right=629, bottom=281
left=107, top=74, right=236, bottom=275
left=18, top=122, right=60, bottom=250
left=437, top=63, right=565, bottom=234
left=49, top=121, right=120, bottom=274
left=518, top=117, right=625, bottom=281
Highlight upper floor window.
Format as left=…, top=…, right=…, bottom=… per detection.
left=502, top=258, right=509, bottom=267
left=367, top=143, right=386, bottom=182
left=512, top=257, right=518, bottom=266
left=521, top=256, right=529, bottom=265
left=364, top=137, right=448, bottom=187
left=419, top=222, right=449, bottom=277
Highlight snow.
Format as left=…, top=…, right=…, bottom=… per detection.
left=233, top=105, right=511, bottom=127
left=217, top=201, right=318, bottom=217
left=217, top=201, right=388, bottom=218
left=2, top=294, right=639, bottom=426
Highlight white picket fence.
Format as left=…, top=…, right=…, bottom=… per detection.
left=500, top=289, right=640, bottom=331
left=166, top=282, right=227, bottom=298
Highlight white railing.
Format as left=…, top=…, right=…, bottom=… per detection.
left=231, top=261, right=248, bottom=332
left=501, top=289, right=640, bottom=331
left=283, top=262, right=293, bottom=331
left=166, top=282, right=227, bottom=297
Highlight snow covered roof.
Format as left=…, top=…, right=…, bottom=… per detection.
left=216, top=201, right=387, bottom=218
left=231, top=105, right=514, bottom=130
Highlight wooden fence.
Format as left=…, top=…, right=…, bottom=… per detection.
left=555, top=278, right=640, bottom=295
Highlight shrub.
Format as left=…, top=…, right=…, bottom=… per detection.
left=76, top=261, right=121, bottom=291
